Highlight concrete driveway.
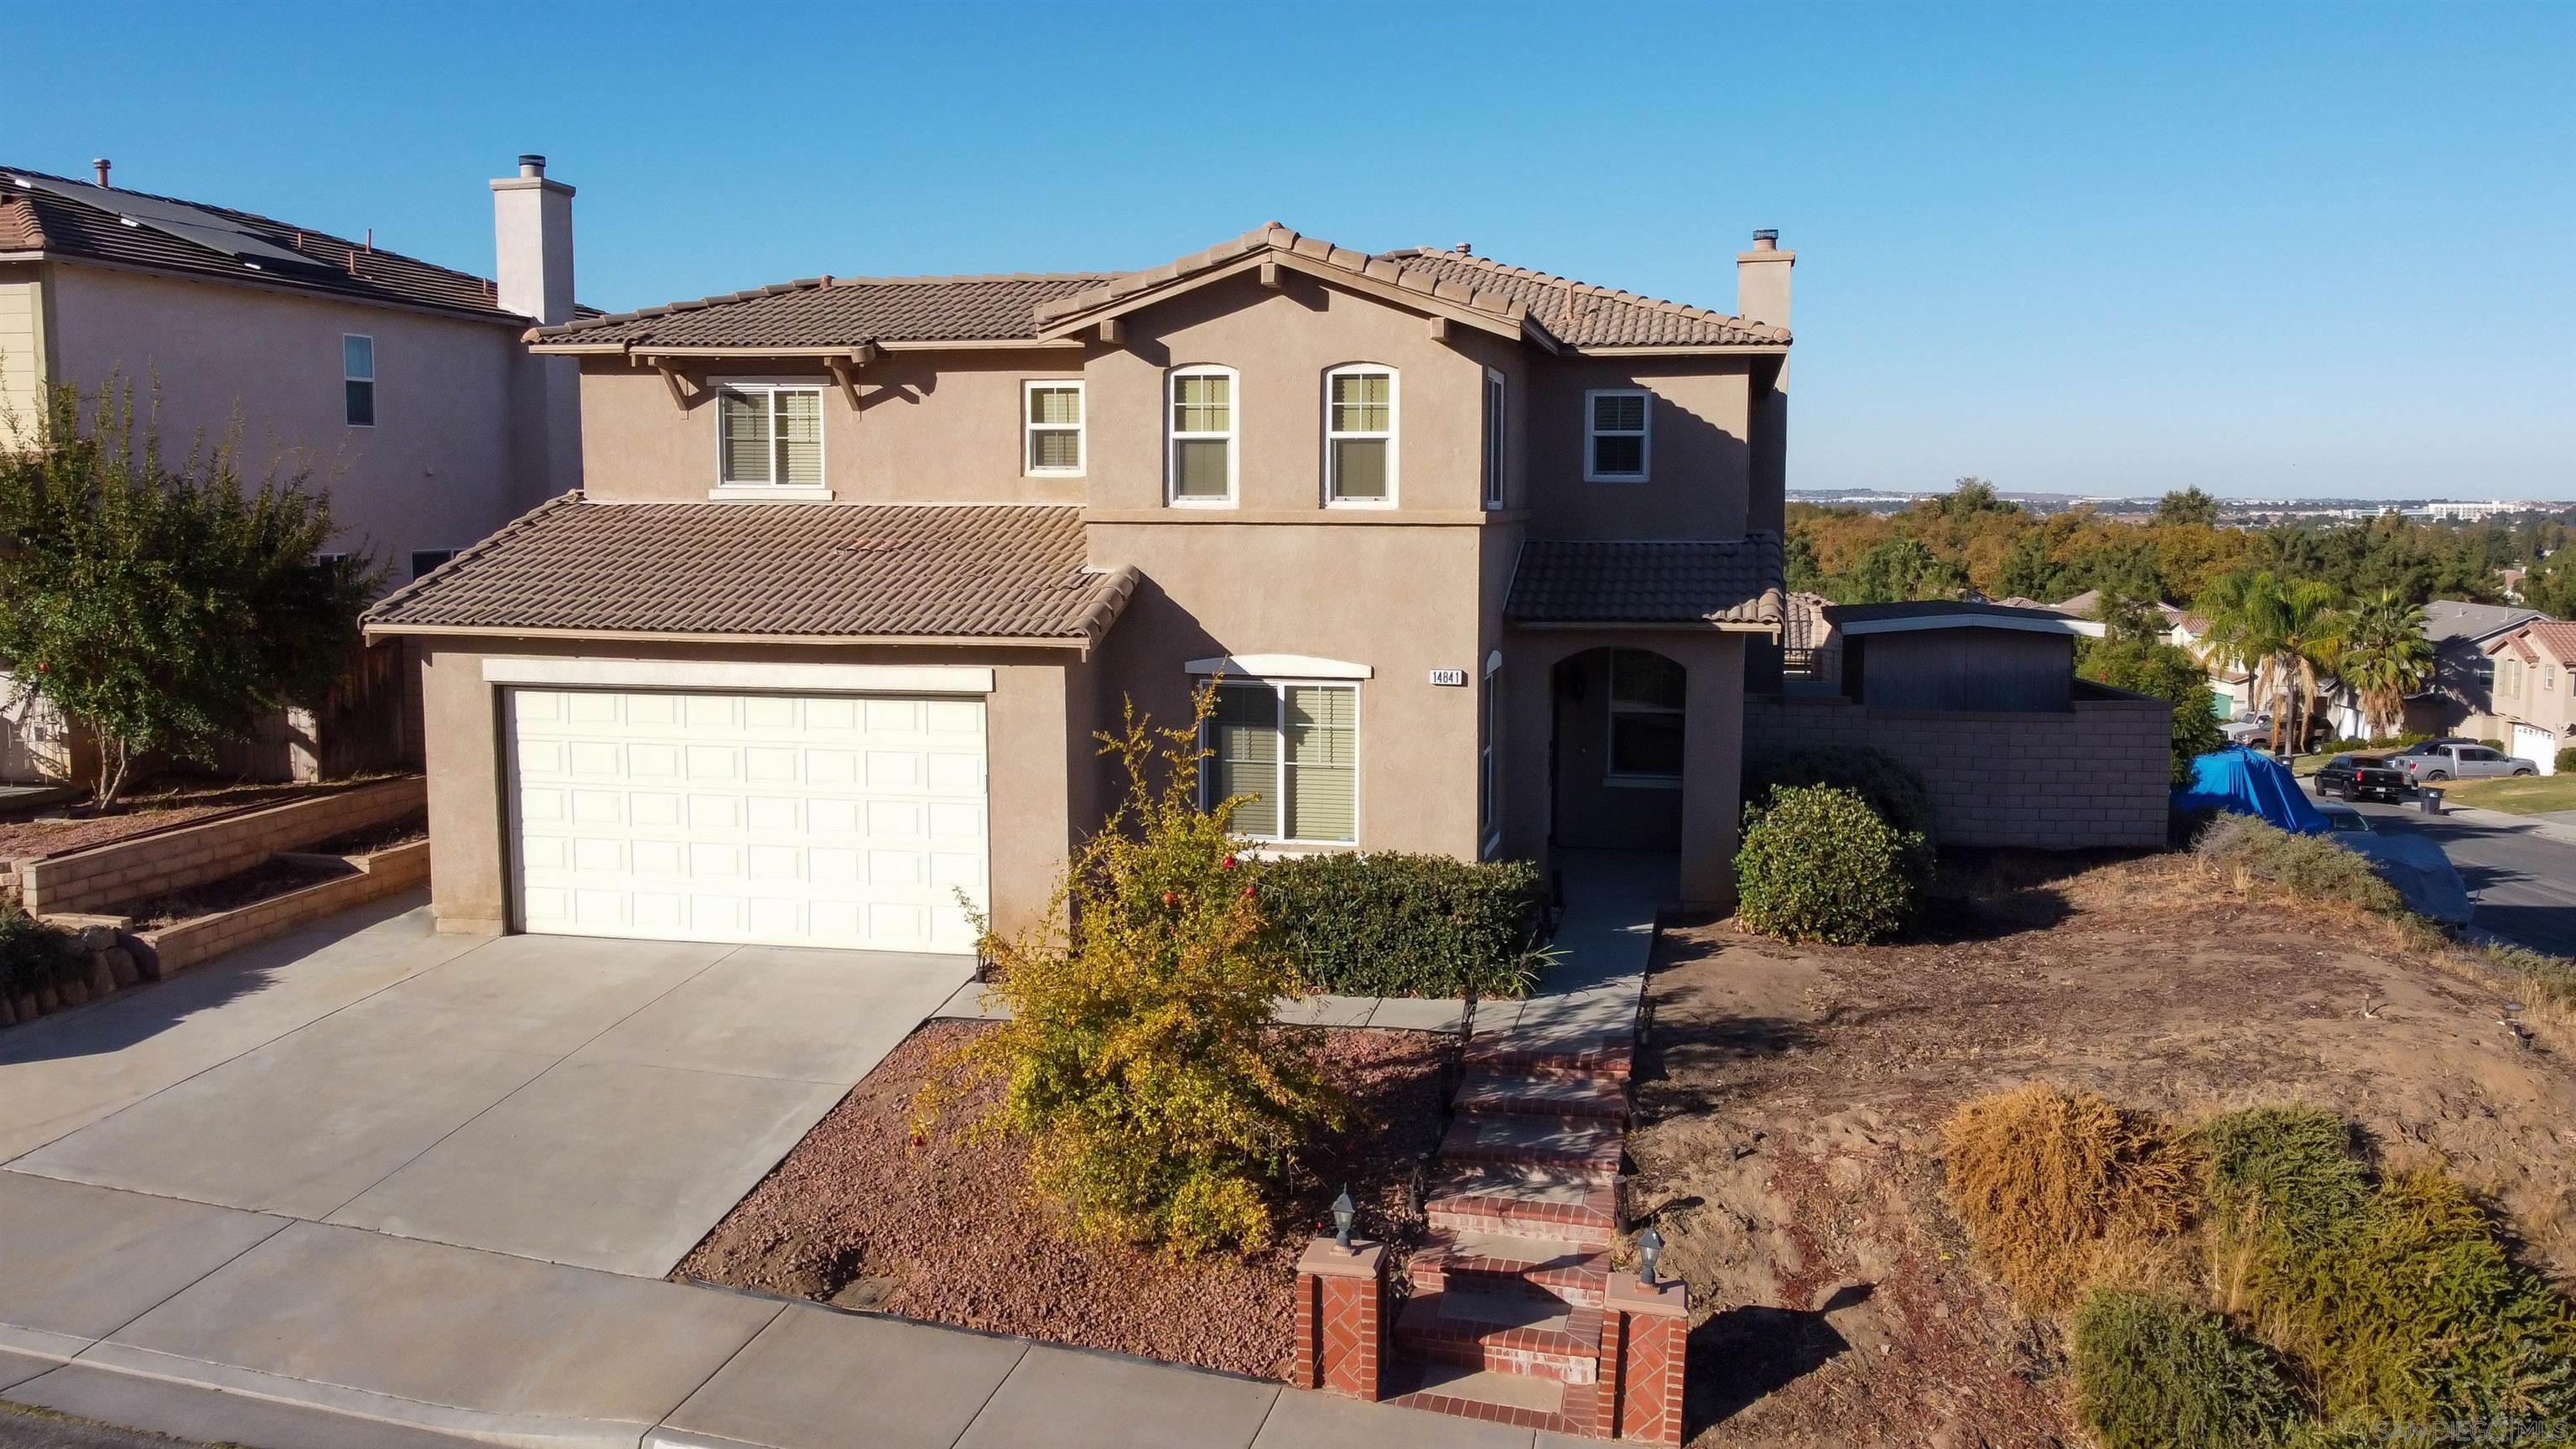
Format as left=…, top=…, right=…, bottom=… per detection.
left=0, top=896, right=971, bottom=1277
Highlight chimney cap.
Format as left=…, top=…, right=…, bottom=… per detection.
left=1751, top=228, right=1779, bottom=249
left=517, top=154, right=548, bottom=179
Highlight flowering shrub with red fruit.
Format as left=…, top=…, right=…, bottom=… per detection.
left=912, top=683, right=1338, bottom=1257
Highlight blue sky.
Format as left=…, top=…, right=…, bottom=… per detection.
left=14, top=2, right=2571, bottom=500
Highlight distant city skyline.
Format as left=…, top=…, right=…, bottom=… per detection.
left=9, top=1, right=2571, bottom=500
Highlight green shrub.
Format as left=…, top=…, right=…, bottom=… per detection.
left=2480, top=939, right=2576, bottom=1016
left=2199, top=1106, right=2576, bottom=1431
left=1250, top=851, right=1548, bottom=998
left=1745, top=745, right=1937, bottom=844
left=1735, top=784, right=1921, bottom=944
left=911, top=692, right=1338, bottom=1257
left=2558, top=746, right=2576, bottom=776
left=2194, top=818, right=2407, bottom=919
left=2073, top=1288, right=2307, bottom=1449
left=0, top=906, right=84, bottom=999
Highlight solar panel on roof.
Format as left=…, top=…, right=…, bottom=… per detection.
left=6, top=173, right=334, bottom=274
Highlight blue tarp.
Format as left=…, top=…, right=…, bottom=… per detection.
left=2174, top=746, right=2331, bottom=834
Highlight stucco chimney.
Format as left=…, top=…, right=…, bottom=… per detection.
left=490, top=153, right=575, bottom=326
left=1736, top=228, right=1792, bottom=328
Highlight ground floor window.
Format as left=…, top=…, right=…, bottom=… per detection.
left=1607, top=649, right=1685, bottom=784
left=1479, top=659, right=1501, bottom=852
left=1206, top=681, right=1357, bottom=844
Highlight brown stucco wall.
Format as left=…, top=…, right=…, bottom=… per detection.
left=43, top=264, right=527, bottom=572
left=413, top=636, right=1088, bottom=941
left=1524, top=357, right=1754, bottom=540
left=1742, top=693, right=2172, bottom=849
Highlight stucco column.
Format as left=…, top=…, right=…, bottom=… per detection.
left=418, top=647, right=507, bottom=935
left=1678, top=635, right=1747, bottom=909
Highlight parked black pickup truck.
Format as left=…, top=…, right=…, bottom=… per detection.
left=2314, top=754, right=2412, bottom=802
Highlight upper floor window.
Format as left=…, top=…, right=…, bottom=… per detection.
left=342, top=335, right=375, bottom=427
left=1025, top=380, right=1084, bottom=475
left=1585, top=388, right=1649, bottom=481
left=2474, top=657, right=2496, bottom=693
left=1204, top=680, right=1358, bottom=844
left=2549, top=666, right=2559, bottom=693
left=717, top=383, right=825, bottom=492
left=1168, top=366, right=1236, bottom=505
left=1324, top=365, right=1396, bottom=506
left=1482, top=369, right=1507, bottom=510
left=2505, top=658, right=2524, bottom=695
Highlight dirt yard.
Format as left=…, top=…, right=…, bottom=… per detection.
left=679, top=1021, right=1451, bottom=1379
left=1632, top=850, right=2576, bottom=1448
left=0, top=780, right=342, bottom=862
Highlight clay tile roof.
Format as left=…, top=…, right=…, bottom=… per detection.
left=532, top=222, right=1788, bottom=354
left=365, top=496, right=1137, bottom=644
left=1374, top=248, right=1792, bottom=348
left=2490, top=621, right=2576, bottom=665
left=0, top=165, right=572, bottom=324
left=1504, top=535, right=1784, bottom=628
left=1782, top=590, right=1836, bottom=652
left=535, top=272, right=1114, bottom=349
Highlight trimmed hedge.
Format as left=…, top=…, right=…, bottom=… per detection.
left=1251, top=852, right=1548, bottom=998
left=1734, top=784, right=1921, bottom=945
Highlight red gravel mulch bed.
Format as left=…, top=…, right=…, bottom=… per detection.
left=0, top=779, right=380, bottom=863
left=678, top=1021, right=1452, bottom=1379
left=120, top=855, right=355, bottom=930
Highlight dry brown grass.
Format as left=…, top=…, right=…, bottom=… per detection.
left=1940, top=1082, right=2205, bottom=1313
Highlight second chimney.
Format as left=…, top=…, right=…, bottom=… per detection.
left=1736, top=228, right=1792, bottom=329
left=491, top=153, right=575, bottom=326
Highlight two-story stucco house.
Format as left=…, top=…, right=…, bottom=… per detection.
left=0, top=155, right=588, bottom=782
left=366, top=225, right=1794, bottom=951
left=2485, top=621, right=2576, bottom=773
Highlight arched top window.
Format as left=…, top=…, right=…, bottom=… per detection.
left=1323, top=363, right=1397, bottom=506
left=1167, top=365, right=1238, bottom=506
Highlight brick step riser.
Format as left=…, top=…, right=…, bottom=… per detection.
left=1427, top=1204, right=1616, bottom=1248
left=1440, top=1140, right=1623, bottom=1172
left=1396, top=1331, right=1600, bottom=1385
left=1462, top=1057, right=1630, bottom=1083
left=1412, top=1264, right=1606, bottom=1309
left=1384, top=1387, right=1575, bottom=1436
left=1451, top=1093, right=1628, bottom=1123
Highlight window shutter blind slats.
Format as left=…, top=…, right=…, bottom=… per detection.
left=1285, top=686, right=1357, bottom=843
left=719, top=391, right=772, bottom=484
left=774, top=389, right=823, bottom=486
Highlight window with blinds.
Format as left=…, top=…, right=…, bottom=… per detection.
left=1026, top=381, right=1084, bottom=474
left=1169, top=367, right=1236, bottom=503
left=718, top=386, right=826, bottom=489
left=1206, top=681, right=1358, bottom=844
left=1586, top=388, right=1649, bottom=481
left=1325, top=366, right=1395, bottom=504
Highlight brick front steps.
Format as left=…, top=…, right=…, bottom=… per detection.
left=1388, top=1028, right=1637, bottom=1437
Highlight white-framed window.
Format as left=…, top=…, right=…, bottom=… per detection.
left=1167, top=365, right=1237, bottom=505
left=715, top=382, right=827, bottom=493
left=1482, top=368, right=1507, bottom=510
left=1323, top=364, right=1396, bottom=506
left=1204, top=679, right=1358, bottom=844
left=1585, top=388, right=1650, bottom=481
left=342, top=335, right=376, bottom=427
left=2505, top=658, right=2523, bottom=695
left=1606, top=648, right=1685, bottom=785
left=1024, top=379, right=1084, bottom=475
left=2548, top=666, right=2558, bottom=693
left=1479, top=653, right=1503, bottom=854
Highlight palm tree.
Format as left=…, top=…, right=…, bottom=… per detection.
left=2193, top=571, right=2345, bottom=751
left=2334, top=589, right=2433, bottom=739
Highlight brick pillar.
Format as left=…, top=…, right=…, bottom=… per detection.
left=1600, top=1272, right=1689, bottom=1444
left=1294, top=1238, right=1385, bottom=1400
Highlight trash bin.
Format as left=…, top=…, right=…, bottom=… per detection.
left=2420, top=786, right=2444, bottom=817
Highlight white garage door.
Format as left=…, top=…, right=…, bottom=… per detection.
left=506, top=688, right=988, bottom=953
left=2514, top=723, right=2558, bottom=776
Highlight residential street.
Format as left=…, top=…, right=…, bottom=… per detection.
left=2323, top=792, right=2576, bottom=958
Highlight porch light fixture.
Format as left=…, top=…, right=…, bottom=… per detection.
left=1637, top=1226, right=1665, bottom=1286
left=1331, top=1186, right=1357, bottom=1249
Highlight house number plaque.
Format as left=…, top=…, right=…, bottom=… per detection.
left=1426, top=668, right=1469, bottom=687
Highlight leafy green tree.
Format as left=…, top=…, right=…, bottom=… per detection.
left=0, top=381, right=380, bottom=802
left=2080, top=633, right=2226, bottom=782
left=1830, top=533, right=1968, bottom=605
left=2153, top=487, right=2222, bottom=529
left=1998, top=530, right=2065, bottom=601
left=2334, top=589, right=2433, bottom=739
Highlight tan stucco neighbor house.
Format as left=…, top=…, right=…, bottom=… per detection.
left=366, top=225, right=1798, bottom=951
left=2485, top=621, right=2576, bottom=774
left=0, top=155, right=588, bottom=781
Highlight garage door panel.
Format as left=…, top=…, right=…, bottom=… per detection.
left=508, top=688, right=988, bottom=953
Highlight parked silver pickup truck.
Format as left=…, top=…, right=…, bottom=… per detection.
left=2387, top=743, right=2536, bottom=783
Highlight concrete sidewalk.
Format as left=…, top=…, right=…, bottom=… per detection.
left=3, top=855, right=1666, bottom=1449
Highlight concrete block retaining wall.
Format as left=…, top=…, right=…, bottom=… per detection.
left=1745, top=693, right=2171, bottom=850
left=138, top=839, right=428, bottom=977
left=18, top=776, right=425, bottom=916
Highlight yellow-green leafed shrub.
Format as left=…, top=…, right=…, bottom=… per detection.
left=1940, top=1083, right=2201, bottom=1312
left=2074, top=1289, right=2306, bottom=1449
left=1735, top=784, right=1923, bottom=945
left=2200, top=1108, right=2576, bottom=1434
left=911, top=689, right=1340, bottom=1257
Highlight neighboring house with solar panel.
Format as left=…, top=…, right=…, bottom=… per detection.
left=0, top=154, right=586, bottom=780
left=365, top=226, right=1800, bottom=948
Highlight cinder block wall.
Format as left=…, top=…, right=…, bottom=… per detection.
left=1744, top=696, right=2170, bottom=849
left=22, top=776, right=426, bottom=915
